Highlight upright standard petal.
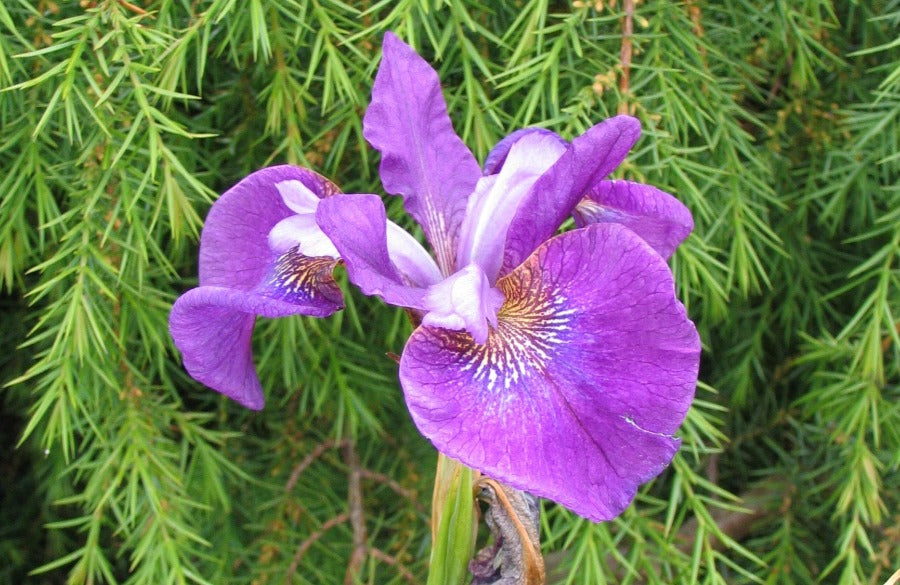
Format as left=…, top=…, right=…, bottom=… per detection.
left=363, top=32, right=481, bottom=275
left=170, top=166, right=343, bottom=408
left=400, top=223, right=701, bottom=521
left=500, top=116, right=641, bottom=277
left=574, top=180, right=693, bottom=259
left=482, top=127, right=567, bottom=176
left=316, top=194, right=434, bottom=310
left=457, top=131, right=567, bottom=281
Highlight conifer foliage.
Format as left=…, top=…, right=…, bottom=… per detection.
left=1, top=1, right=897, bottom=584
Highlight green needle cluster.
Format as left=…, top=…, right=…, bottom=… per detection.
left=1, top=1, right=896, bottom=584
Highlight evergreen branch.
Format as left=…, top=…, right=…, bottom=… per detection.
left=285, top=512, right=351, bottom=585
left=2, top=2, right=897, bottom=583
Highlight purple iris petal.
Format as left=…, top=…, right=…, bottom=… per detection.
left=170, top=33, right=701, bottom=526
left=198, top=166, right=339, bottom=288
left=482, top=127, right=568, bottom=176
left=385, top=221, right=443, bottom=287
left=457, top=131, right=567, bottom=282
left=276, top=179, right=324, bottom=214
left=500, top=116, right=641, bottom=277
left=399, top=223, right=700, bottom=521
left=170, top=255, right=342, bottom=409
left=421, top=263, right=505, bottom=344
left=267, top=179, right=341, bottom=257
left=363, top=32, right=482, bottom=275
left=268, top=214, right=341, bottom=257
left=170, top=166, right=344, bottom=409
left=315, top=194, right=433, bottom=309
left=574, top=180, right=693, bottom=259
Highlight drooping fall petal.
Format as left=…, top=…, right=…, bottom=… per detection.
left=574, top=180, right=693, bottom=259
left=400, top=223, right=700, bottom=521
left=363, top=32, right=482, bottom=275
left=170, top=253, right=342, bottom=409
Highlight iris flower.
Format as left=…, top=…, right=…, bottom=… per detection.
left=170, top=32, right=700, bottom=522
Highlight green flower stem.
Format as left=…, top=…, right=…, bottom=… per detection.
left=427, top=453, right=478, bottom=585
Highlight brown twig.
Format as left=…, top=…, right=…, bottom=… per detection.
left=706, top=453, right=719, bottom=486
left=284, top=438, right=348, bottom=493
left=282, top=436, right=423, bottom=582
left=285, top=513, right=351, bottom=585
left=116, top=0, right=149, bottom=16
left=686, top=0, right=707, bottom=58
left=686, top=1, right=703, bottom=37
left=343, top=440, right=368, bottom=585
left=617, top=0, right=635, bottom=115
left=359, top=469, right=425, bottom=514
left=368, top=548, right=417, bottom=584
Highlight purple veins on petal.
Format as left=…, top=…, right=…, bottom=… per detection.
left=261, top=247, right=343, bottom=306
left=399, top=223, right=700, bottom=521
left=363, top=31, right=482, bottom=275
left=170, top=252, right=342, bottom=410
left=574, top=180, right=694, bottom=259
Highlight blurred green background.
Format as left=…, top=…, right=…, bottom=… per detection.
left=1, top=1, right=897, bottom=583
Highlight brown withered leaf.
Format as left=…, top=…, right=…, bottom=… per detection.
left=469, top=478, right=545, bottom=585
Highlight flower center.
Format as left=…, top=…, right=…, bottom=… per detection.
left=421, top=263, right=505, bottom=344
